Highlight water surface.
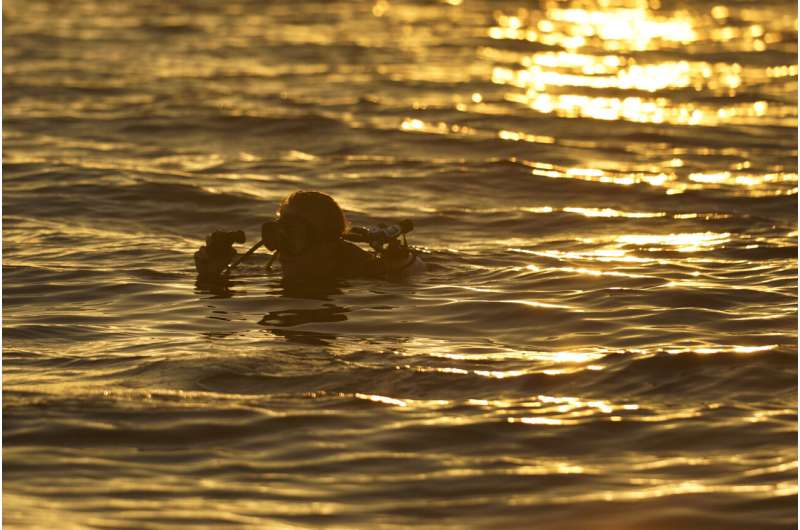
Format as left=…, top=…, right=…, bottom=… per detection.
left=4, top=0, right=797, bottom=528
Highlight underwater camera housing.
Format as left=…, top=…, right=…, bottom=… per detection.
left=344, top=219, right=414, bottom=254
left=206, top=230, right=246, bottom=255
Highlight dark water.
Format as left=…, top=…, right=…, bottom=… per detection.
left=4, top=0, right=798, bottom=528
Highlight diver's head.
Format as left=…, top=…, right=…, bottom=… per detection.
left=272, top=190, right=348, bottom=280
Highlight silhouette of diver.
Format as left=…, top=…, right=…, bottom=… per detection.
left=194, top=190, right=425, bottom=283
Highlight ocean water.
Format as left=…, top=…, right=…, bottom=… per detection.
left=3, top=0, right=797, bottom=528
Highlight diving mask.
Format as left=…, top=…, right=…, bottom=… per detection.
left=261, top=212, right=321, bottom=256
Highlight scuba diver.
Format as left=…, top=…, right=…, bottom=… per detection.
left=194, top=190, right=425, bottom=283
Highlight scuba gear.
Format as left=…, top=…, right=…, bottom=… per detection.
left=343, top=220, right=414, bottom=253
left=196, top=230, right=246, bottom=280
left=222, top=239, right=263, bottom=276
left=261, top=212, right=319, bottom=255
left=257, top=212, right=321, bottom=273
left=344, top=220, right=423, bottom=276
left=206, top=230, right=245, bottom=255
left=219, top=218, right=421, bottom=277
left=193, top=190, right=423, bottom=280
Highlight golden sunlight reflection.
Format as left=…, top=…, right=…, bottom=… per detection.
left=395, top=115, right=795, bottom=197
left=510, top=417, right=575, bottom=426
left=688, top=171, right=798, bottom=188
left=504, top=393, right=728, bottom=430
left=487, top=1, right=797, bottom=127
left=380, top=337, right=622, bottom=378
left=522, top=161, right=797, bottom=196
left=538, top=266, right=648, bottom=279
left=615, top=231, right=731, bottom=251
left=665, top=344, right=778, bottom=355
left=354, top=393, right=408, bottom=407
left=503, top=394, right=711, bottom=428
left=510, top=461, right=588, bottom=475
left=527, top=161, right=678, bottom=190
left=746, top=409, right=796, bottom=424
left=508, top=480, right=798, bottom=505
left=345, top=386, right=734, bottom=433
left=502, top=92, right=792, bottom=127
left=562, top=207, right=665, bottom=218
left=489, top=6, right=696, bottom=51
left=512, top=230, right=732, bottom=270
left=514, top=247, right=656, bottom=263
left=400, top=117, right=476, bottom=136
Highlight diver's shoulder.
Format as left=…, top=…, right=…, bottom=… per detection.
left=333, top=239, right=382, bottom=277
left=335, top=239, right=425, bottom=279
left=336, top=239, right=374, bottom=260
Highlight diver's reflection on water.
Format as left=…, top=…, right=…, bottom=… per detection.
left=194, top=271, right=345, bottom=298
left=196, top=272, right=352, bottom=345
left=264, top=327, right=339, bottom=346
left=194, top=277, right=239, bottom=298
left=258, top=304, right=349, bottom=327
left=278, top=277, right=345, bottom=301
left=259, top=279, right=350, bottom=345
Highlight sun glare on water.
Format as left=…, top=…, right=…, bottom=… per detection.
left=485, top=0, right=796, bottom=127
